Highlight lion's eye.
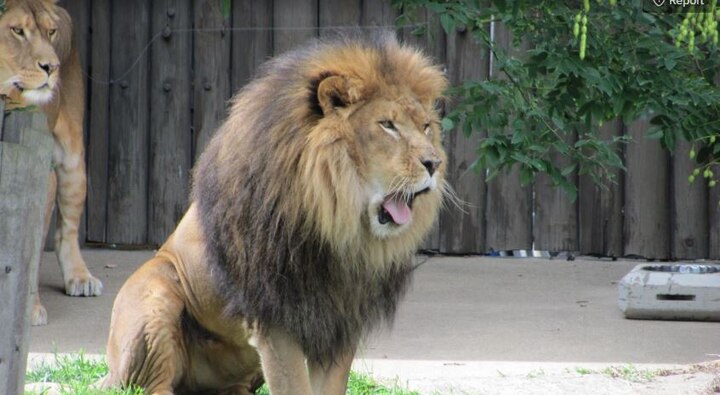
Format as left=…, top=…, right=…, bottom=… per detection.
left=378, top=120, right=399, bottom=139
left=378, top=120, right=396, bottom=130
left=48, top=29, right=57, bottom=37
left=423, top=123, right=431, bottom=136
left=11, top=27, right=24, bottom=36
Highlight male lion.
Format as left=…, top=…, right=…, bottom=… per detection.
left=0, top=0, right=102, bottom=326
left=101, top=32, right=447, bottom=394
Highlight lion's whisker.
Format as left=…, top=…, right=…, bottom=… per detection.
left=440, top=181, right=470, bottom=214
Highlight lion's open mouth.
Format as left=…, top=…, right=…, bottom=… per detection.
left=378, top=187, right=431, bottom=226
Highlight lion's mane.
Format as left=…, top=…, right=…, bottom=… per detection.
left=192, top=32, right=447, bottom=363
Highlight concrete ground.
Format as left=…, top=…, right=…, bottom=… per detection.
left=28, top=250, right=720, bottom=394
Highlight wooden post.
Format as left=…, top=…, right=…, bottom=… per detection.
left=0, top=107, right=53, bottom=395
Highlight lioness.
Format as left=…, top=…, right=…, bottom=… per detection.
left=0, top=0, right=102, bottom=326
left=101, top=32, right=448, bottom=394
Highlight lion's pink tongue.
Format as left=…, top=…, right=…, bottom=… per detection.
left=382, top=196, right=411, bottom=225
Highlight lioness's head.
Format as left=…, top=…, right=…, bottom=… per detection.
left=0, top=0, right=72, bottom=105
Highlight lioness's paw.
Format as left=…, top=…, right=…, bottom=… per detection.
left=65, top=275, right=103, bottom=296
left=31, top=302, right=48, bottom=326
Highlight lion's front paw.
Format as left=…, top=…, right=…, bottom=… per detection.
left=31, top=302, right=48, bottom=326
left=65, top=274, right=103, bottom=297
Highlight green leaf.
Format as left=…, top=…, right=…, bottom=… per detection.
left=441, top=117, right=455, bottom=132
left=561, top=164, right=577, bottom=176
left=646, top=127, right=664, bottom=140
left=440, top=13, right=455, bottom=34
left=519, top=166, right=534, bottom=185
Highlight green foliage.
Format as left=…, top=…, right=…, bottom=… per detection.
left=675, top=3, right=719, bottom=50
left=25, top=353, right=142, bottom=395
left=26, top=353, right=419, bottom=395
left=394, top=0, right=720, bottom=197
left=688, top=132, right=720, bottom=194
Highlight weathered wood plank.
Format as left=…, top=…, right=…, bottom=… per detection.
left=0, top=113, right=52, bottom=395
left=147, top=0, right=193, bottom=245
left=439, top=28, right=488, bottom=254
left=361, top=0, right=398, bottom=28
left=578, top=119, right=624, bottom=257
left=623, top=118, right=670, bottom=259
left=399, top=5, right=424, bottom=47
left=485, top=22, right=532, bottom=252
left=85, top=0, right=111, bottom=243
left=273, top=0, right=318, bottom=55
left=671, top=139, right=708, bottom=259
left=193, top=0, right=231, bottom=161
left=709, top=179, right=720, bottom=260
left=533, top=132, right=578, bottom=252
left=231, top=0, right=272, bottom=91
left=106, top=0, right=150, bottom=245
left=319, top=0, right=360, bottom=38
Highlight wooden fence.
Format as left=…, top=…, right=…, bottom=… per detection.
left=59, top=0, right=719, bottom=260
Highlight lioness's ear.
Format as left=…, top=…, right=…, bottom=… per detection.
left=312, top=73, right=362, bottom=116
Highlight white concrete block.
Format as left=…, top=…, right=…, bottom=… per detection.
left=618, top=264, right=720, bottom=321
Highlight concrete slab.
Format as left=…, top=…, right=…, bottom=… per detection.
left=619, top=263, right=720, bottom=321
left=27, top=250, right=720, bottom=393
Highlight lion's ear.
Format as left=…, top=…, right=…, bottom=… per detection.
left=314, top=74, right=362, bottom=116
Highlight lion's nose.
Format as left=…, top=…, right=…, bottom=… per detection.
left=421, top=158, right=441, bottom=176
left=38, top=62, right=58, bottom=76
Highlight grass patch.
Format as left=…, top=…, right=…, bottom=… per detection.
left=525, top=368, right=545, bottom=379
left=574, top=366, right=594, bottom=375
left=25, top=352, right=141, bottom=395
left=601, top=364, right=657, bottom=382
left=26, top=353, right=419, bottom=395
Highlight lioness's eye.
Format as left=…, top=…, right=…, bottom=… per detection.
left=423, top=123, right=431, bottom=135
left=48, top=29, right=57, bottom=37
left=11, top=27, right=24, bottom=36
left=378, top=120, right=396, bottom=131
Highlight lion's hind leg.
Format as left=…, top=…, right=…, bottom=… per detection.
left=104, top=258, right=187, bottom=394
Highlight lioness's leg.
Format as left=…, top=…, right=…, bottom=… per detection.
left=104, top=258, right=186, bottom=394
left=308, top=349, right=355, bottom=395
left=52, top=110, right=101, bottom=296
left=252, top=327, right=313, bottom=395
left=31, top=171, right=57, bottom=326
